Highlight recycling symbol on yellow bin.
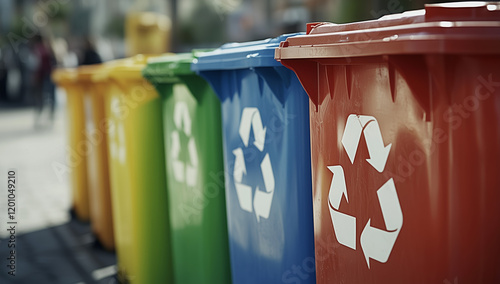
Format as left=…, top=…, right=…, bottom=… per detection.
left=233, top=107, right=275, bottom=222
left=328, top=114, right=403, bottom=268
left=109, top=96, right=126, bottom=164
left=171, top=101, right=198, bottom=187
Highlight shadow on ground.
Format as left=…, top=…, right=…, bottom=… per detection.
left=0, top=216, right=117, bottom=284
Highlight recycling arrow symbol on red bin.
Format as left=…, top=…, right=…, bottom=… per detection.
left=328, top=114, right=403, bottom=268
left=233, top=107, right=275, bottom=222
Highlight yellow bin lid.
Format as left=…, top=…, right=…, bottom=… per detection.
left=78, top=64, right=102, bottom=82
left=51, top=68, right=78, bottom=86
left=91, top=54, right=169, bottom=83
left=52, top=64, right=102, bottom=86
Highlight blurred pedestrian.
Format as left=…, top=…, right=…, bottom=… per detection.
left=0, top=43, right=7, bottom=102
left=32, top=33, right=56, bottom=128
left=80, top=37, right=101, bottom=66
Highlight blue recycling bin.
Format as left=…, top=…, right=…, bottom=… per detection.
left=192, top=34, right=315, bottom=284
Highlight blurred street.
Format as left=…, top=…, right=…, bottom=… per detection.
left=0, top=93, right=117, bottom=284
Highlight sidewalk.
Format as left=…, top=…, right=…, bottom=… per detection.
left=0, top=106, right=70, bottom=237
left=0, top=97, right=117, bottom=284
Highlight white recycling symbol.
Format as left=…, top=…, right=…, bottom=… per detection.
left=109, top=96, right=126, bottom=165
left=171, top=101, right=198, bottom=187
left=233, top=107, right=275, bottom=222
left=328, top=114, right=403, bottom=268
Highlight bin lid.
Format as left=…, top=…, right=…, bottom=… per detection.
left=142, top=52, right=201, bottom=84
left=51, top=68, right=78, bottom=85
left=77, top=64, right=102, bottom=82
left=52, top=65, right=101, bottom=87
left=92, top=54, right=165, bottom=82
left=275, top=2, right=500, bottom=60
left=191, top=33, right=304, bottom=71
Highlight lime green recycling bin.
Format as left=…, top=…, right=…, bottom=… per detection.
left=143, top=52, right=231, bottom=284
left=92, top=55, right=173, bottom=284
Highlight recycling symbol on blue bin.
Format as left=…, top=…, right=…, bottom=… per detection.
left=328, top=114, right=403, bottom=268
left=233, top=107, right=275, bottom=222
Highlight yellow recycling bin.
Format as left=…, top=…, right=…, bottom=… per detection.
left=52, top=65, right=115, bottom=250
left=125, top=12, right=171, bottom=56
left=79, top=65, right=115, bottom=251
left=52, top=68, right=90, bottom=222
left=92, top=55, right=173, bottom=284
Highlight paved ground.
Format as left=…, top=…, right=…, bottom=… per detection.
left=0, top=95, right=117, bottom=284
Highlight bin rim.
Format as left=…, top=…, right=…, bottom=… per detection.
left=51, top=68, right=78, bottom=85
left=53, top=64, right=105, bottom=85
left=91, top=54, right=164, bottom=83
left=77, top=64, right=102, bottom=82
left=275, top=2, right=500, bottom=60
left=191, top=33, right=304, bottom=72
left=143, top=52, right=195, bottom=81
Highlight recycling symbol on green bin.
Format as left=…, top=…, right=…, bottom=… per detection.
left=328, top=114, right=403, bottom=268
left=233, top=107, right=275, bottom=222
left=171, top=101, right=198, bottom=187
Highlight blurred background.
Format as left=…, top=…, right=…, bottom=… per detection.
left=0, top=0, right=456, bottom=283
left=0, top=0, right=449, bottom=108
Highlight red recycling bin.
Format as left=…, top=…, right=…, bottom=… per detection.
left=276, top=2, right=500, bottom=283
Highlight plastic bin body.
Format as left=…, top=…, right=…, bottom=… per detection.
left=86, top=79, right=115, bottom=250
left=53, top=66, right=115, bottom=249
left=78, top=66, right=115, bottom=250
left=276, top=3, right=500, bottom=283
left=192, top=35, right=316, bottom=284
left=54, top=71, right=90, bottom=222
left=93, top=55, right=173, bottom=284
left=143, top=53, right=231, bottom=284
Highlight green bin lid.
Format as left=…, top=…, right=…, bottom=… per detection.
left=143, top=51, right=211, bottom=84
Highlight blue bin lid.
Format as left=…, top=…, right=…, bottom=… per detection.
left=191, top=33, right=304, bottom=71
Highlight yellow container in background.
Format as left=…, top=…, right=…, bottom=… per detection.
left=52, top=69, right=90, bottom=223
left=125, top=12, right=171, bottom=56
left=92, top=55, right=173, bottom=284
left=52, top=66, right=115, bottom=250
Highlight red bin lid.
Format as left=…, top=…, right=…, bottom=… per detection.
left=275, top=2, right=500, bottom=60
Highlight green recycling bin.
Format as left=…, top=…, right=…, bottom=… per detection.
left=143, top=52, right=231, bottom=284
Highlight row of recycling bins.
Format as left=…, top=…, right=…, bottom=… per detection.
left=52, top=3, right=500, bottom=283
